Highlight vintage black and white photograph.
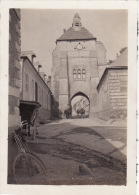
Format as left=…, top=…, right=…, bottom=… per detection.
left=7, top=8, right=129, bottom=185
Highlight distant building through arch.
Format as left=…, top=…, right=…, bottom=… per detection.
left=71, top=91, right=90, bottom=118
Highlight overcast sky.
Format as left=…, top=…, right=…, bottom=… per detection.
left=21, top=9, right=127, bottom=76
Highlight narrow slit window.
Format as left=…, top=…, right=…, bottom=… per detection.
left=75, top=23, right=79, bottom=26
left=77, top=69, right=81, bottom=79
left=73, top=69, right=77, bottom=79
left=82, top=69, right=86, bottom=79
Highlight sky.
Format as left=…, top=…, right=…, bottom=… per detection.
left=21, top=9, right=128, bottom=77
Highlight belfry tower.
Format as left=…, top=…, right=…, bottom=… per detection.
left=72, top=13, right=82, bottom=31
left=51, top=13, right=107, bottom=118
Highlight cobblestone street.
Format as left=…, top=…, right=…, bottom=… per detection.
left=27, top=118, right=127, bottom=185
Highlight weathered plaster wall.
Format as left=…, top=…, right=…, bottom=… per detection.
left=21, top=58, right=52, bottom=122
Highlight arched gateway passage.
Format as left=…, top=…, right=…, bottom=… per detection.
left=71, top=92, right=90, bottom=118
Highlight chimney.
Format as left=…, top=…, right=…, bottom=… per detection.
left=63, top=29, right=66, bottom=33
left=38, top=64, right=42, bottom=73
left=21, top=51, right=36, bottom=64
left=31, top=53, right=36, bottom=64
left=44, top=74, right=47, bottom=82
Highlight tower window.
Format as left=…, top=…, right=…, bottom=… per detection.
left=77, top=69, right=81, bottom=79
left=82, top=69, right=86, bottom=79
left=75, top=23, right=79, bottom=26
left=73, top=69, right=77, bottom=79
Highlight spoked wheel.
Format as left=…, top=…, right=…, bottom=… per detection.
left=13, top=153, right=47, bottom=184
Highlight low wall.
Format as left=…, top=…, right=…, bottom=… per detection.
left=98, top=108, right=127, bottom=121
left=38, top=108, right=51, bottom=123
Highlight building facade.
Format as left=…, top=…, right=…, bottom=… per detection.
left=9, top=9, right=21, bottom=129
left=97, top=49, right=128, bottom=121
left=51, top=13, right=107, bottom=117
left=21, top=52, right=52, bottom=123
left=8, top=8, right=22, bottom=183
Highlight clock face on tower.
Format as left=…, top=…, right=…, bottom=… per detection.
left=77, top=43, right=83, bottom=50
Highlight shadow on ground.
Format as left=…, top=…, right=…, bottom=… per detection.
left=8, top=120, right=127, bottom=185
left=27, top=124, right=127, bottom=185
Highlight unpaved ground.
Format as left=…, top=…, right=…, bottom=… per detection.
left=26, top=119, right=127, bottom=185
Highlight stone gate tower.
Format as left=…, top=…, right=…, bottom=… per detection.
left=51, top=13, right=107, bottom=117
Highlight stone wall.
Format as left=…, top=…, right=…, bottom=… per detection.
left=8, top=9, right=21, bottom=184
left=52, top=38, right=107, bottom=117
left=98, top=68, right=127, bottom=120
left=96, top=41, right=107, bottom=65
left=51, top=48, right=60, bottom=102
left=68, top=50, right=91, bottom=99
left=9, top=9, right=21, bottom=128
left=38, top=108, right=51, bottom=123
left=109, top=69, right=127, bottom=110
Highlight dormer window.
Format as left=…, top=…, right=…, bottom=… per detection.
left=75, top=23, right=79, bottom=26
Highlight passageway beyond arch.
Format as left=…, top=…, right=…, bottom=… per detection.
left=71, top=92, right=90, bottom=118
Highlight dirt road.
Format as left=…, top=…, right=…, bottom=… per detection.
left=27, top=118, right=127, bottom=185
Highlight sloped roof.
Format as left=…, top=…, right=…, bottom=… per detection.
left=57, top=27, right=96, bottom=42
left=97, top=48, right=128, bottom=90
left=108, top=48, right=128, bottom=69
left=21, top=50, right=36, bottom=57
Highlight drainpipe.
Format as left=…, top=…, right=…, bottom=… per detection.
left=31, top=53, right=36, bottom=64
left=67, top=55, right=70, bottom=106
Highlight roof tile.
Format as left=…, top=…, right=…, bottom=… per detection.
left=57, top=27, right=96, bottom=41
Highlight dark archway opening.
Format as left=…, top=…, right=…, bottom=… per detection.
left=71, top=92, right=90, bottom=119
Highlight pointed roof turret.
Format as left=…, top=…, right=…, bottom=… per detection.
left=56, top=14, right=96, bottom=42
left=72, top=13, right=82, bottom=31
left=74, top=13, right=80, bottom=19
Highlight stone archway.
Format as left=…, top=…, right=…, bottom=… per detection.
left=71, top=92, right=90, bottom=118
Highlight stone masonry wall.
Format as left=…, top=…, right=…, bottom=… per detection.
left=52, top=38, right=107, bottom=117
left=98, top=68, right=127, bottom=120
left=97, top=72, right=110, bottom=120
left=51, top=48, right=60, bottom=102
left=109, top=69, right=127, bottom=110
left=8, top=9, right=21, bottom=184
left=108, top=69, right=127, bottom=120
left=9, top=9, right=21, bottom=128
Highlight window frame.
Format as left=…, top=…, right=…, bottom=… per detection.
left=73, top=69, right=77, bottom=79
left=82, top=69, right=86, bottom=79
left=75, top=22, right=79, bottom=26
left=77, top=69, right=81, bottom=79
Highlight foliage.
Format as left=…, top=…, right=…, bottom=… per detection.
left=120, top=47, right=127, bottom=54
